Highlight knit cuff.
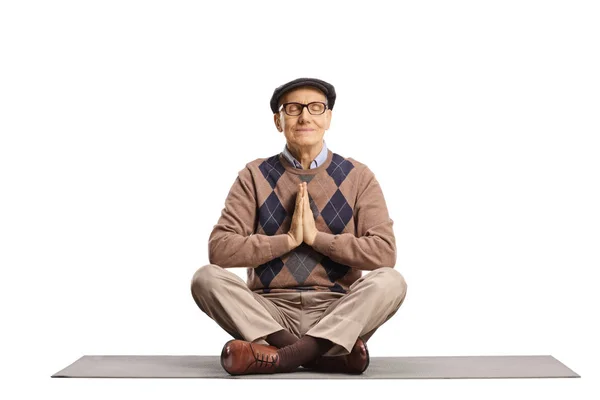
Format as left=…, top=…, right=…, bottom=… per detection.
left=311, top=231, right=337, bottom=256
left=268, top=234, right=293, bottom=259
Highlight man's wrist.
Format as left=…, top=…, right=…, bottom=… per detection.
left=304, top=231, right=317, bottom=246
left=310, top=231, right=336, bottom=256
left=270, top=234, right=295, bottom=258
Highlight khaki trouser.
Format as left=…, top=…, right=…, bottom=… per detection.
left=190, top=264, right=407, bottom=356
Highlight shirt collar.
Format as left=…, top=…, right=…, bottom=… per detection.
left=282, top=140, right=328, bottom=169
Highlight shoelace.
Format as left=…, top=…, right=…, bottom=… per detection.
left=250, top=344, right=278, bottom=369
left=255, top=352, right=278, bottom=368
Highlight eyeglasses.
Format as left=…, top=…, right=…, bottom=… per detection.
left=279, top=102, right=328, bottom=116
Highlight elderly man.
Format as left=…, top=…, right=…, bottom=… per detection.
left=191, top=77, right=407, bottom=375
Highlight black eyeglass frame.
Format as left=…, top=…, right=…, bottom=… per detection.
left=278, top=101, right=328, bottom=116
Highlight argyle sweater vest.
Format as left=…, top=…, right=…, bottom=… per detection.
left=208, top=149, right=396, bottom=294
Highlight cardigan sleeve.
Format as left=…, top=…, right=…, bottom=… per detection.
left=310, top=165, right=397, bottom=270
left=208, top=166, right=292, bottom=268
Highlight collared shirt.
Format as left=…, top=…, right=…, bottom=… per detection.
left=281, top=140, right=328, bottom=169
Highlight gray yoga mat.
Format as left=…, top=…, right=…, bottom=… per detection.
left=52, top=355, right=579, bottom=379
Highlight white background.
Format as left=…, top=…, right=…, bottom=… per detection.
left=1, top=0, right=599, bottom=398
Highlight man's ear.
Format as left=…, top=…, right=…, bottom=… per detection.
left=274, top=113, right=283, bottom=132
left=324, top=109, right=332, bottom=130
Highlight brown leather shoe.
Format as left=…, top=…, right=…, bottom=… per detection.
left=302, top=337, right=369, bottom=374
left=220, top=340, right=281, bottom=375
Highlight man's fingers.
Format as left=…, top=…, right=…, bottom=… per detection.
left=296, top=184, right=303, bottom=217
left=295, top=184, right=302, bottom=207
left=303, top=183, right=309, bottom=210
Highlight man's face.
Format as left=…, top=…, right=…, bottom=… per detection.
left=274, top=86, right=332, bottom=149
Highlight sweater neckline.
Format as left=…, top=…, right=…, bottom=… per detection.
left=279, top=149, right=333, bottom=175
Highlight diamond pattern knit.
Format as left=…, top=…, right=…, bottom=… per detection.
left=208, top=148, right=397, bottom=294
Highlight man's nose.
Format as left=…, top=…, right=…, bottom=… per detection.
left=298, top=106, right=312, bottom=122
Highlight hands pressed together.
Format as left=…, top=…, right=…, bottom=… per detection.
left=287, top=182, right=318, bottom=249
